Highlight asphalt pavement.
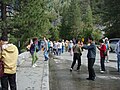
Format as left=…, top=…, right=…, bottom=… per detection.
left=49, top=50, right=120, bottom=90
left=0, top=49, right=119, bottom=90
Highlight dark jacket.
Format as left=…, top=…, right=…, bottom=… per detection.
left=30, top=44, right=39, bottom=55
left=83, top=43, right=96, bottom=59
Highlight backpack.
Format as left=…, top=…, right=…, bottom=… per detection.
left=103, top=44, right=107, bottom=56
left=104, top=50, right=107, bottom=56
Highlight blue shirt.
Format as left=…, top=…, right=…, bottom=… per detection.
left=83, top=43, right=96, bottom=59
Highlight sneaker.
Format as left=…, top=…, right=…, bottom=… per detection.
left=86, top=78, right=95, bottom=81
left=34, top=63, right=38, bottom=67
left=106, top=60, right=109, bottom=63
left=32, top=64, right=36, bottom=68
left=44, top=59, right=48, bottom=61
left=100, top=71, right=105, bottom=74
left=70, top=68, right=73, bottom=72
left=76, top=69, right=80, bottom=72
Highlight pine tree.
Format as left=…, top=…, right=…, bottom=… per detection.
left=14, top=0, right=52, bottom=41
left=60, top=0, right=82, bottom=39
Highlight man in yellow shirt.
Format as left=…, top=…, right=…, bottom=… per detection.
left=0, top=36, right=18, bottom=90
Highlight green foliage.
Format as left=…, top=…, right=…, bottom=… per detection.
left=49, top=27, right=60, bottom=41
left=1, top=0, right=105, bottom=45
left=102, top=0, right=120, bottom=38
left=60, top=0, right=100, bottom=40
left=60, top=0, right=82, bottom=39
left=14, top=0, right=52, bottom=43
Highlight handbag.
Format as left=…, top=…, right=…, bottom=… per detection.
left=103, top=50, right=107, bottom=56
left=0, top=48, right=4, bottom=77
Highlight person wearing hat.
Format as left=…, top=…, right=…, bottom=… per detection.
left=105, top=37, right=110, bottom=63
left=0, top=36, right=18, bottom=90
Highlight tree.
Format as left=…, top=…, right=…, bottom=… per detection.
left=60, top=0, right=82, bottom=40
left=13, top=0, right=52, bottom=46
left=102, top=0, right=120, bottom=38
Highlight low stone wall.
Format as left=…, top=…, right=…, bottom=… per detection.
left=17, top=52, right=31, bottom=66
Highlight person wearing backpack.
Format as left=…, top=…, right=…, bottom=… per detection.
left=30, top=38, right=39, bottom=67
left=115, top=40, right=120, bottom=72
left=97, top=39, right=106, bottom=73
left=70, top=39, right=82, bottom=72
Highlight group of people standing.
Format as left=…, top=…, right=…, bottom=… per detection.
left=70, top=36, right=96, bottom=81
left=69, top=36, right=120, bottom=81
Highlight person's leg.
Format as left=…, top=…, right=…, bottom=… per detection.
left=54, top=49, right=56, bottom=55
left=1, top=74, right=9, bottom=90
left=34, top=51, right=38, bottom=63
left=60, top=48, right=62, bottom=55
left=8, top=74, right=17, bottom=90
left=77, top=54, right=81, bottom=70
left=63, top=46, right=65, bottom=53
left=56, top=49, right=58, bottom=56
left=118, top=55, right=120, bottom=72
left=44, top=50, right=49, bottom=61
left=106, top=50, right=109, bottom=62
left=88, top=58, right=95, bottom=79
left=62, top=46, right=63, bottom=53
left=101, top=57, right=105, bottom=71
left=70, top=48, right=73, bottom=56
left=71, top=53, right=77, bottom=69
left=32, top=53, right=35, bottom=65
left=117, top=55, right=120, bottom=72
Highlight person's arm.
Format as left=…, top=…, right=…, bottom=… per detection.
left=82, top=45, right=89, bottom=49
left=83, top=44, right=95, bottom=50
left=99, top=45, right=106, bottom=52
left=97, top=46, right=100, bottom=50
left=115, top=44, right=118, bottom=54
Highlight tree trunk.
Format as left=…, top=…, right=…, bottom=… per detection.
left=1, top=1, right=7, bottom=37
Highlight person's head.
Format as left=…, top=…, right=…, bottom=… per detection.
left=76, top=39, right=82, bottom=45
left=105, top=37, right=108, bottom=43
left=99, top=39, right=104, bottom=45
left=32, top=37, right=38, bottom=44
left=0, top=36, right=8, bottom=46
left=88, top=36, right=94, bottom=43
left=70, top=40, right=72, bottom=43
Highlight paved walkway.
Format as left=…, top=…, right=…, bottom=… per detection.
left=55, top=50, right=118, bottom=69
left=17, top=51, right=49, bottom=90
left=0, top=49, right=118, bottom=90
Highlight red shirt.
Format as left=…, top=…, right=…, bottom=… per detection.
left=99, top=44, right=106, bottom=57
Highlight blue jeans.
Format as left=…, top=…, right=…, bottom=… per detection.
left=62, top=46, right=65, bottom=53
left=44, top=50, right=49, bottom=60
left=117, top=55, right=120, bottom=72
left=58, top=48, right=62, bottom=56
